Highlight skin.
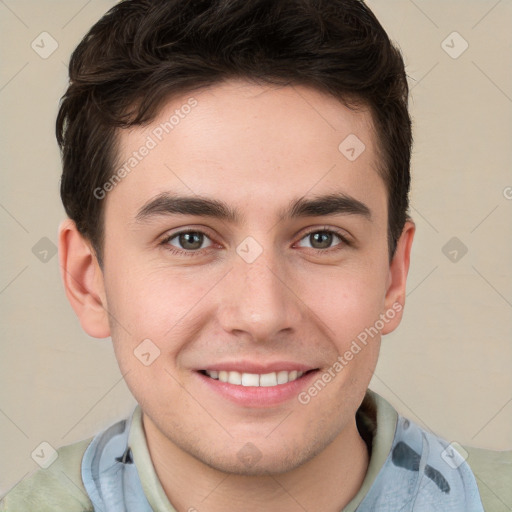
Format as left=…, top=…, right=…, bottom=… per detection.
left=59, top=80, right=415, bottom=511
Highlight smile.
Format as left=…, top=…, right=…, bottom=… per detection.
left=197, top=366, right=320, bottom=407
left=202, top=369, right=305, bottom=387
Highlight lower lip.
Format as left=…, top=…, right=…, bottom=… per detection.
left=195, top=370, right=320, bottom=408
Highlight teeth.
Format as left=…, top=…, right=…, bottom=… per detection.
left=260, top=372, right=278, bottom=387
left=204, top=369, right=306, bottom=387
left=277, top=370, right=289, bottom=384
left=228, top=371, right=242, bottom=385
left=241, top=373, right=260, bottom=387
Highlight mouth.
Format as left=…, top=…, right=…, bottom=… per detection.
left=195, top=364, right=320, bottom=407
left=199, top=368, right=317, bottom=387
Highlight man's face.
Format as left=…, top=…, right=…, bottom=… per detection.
left=99, top=80, right=401, bottom=474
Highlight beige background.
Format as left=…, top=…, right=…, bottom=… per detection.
left=1, top=0, right=511, bottom=497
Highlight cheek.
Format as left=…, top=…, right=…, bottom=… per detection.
left=104, top=268, right=196, bottom=406
left=105, top=264, right=213, bottom=337
left=104, top=264, right=228, bottom=385
left=298, top=261, right=389, bottom=346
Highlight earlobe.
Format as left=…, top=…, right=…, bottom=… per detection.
left=58, top=219, right=111, bottom=339
left=381, top=220, right=415, bottom=335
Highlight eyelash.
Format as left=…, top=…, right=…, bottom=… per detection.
left=159, top=227, right=351, bottom=257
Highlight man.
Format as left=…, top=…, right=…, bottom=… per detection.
left=1, top=0, right=507, bottom=510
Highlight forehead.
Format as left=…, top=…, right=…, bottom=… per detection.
left=107, top=80, right=386, bottom=223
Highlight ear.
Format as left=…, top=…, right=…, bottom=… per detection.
left=58, top=219, right=111, bottom=338
left=381, top=220, right=415, bottom=335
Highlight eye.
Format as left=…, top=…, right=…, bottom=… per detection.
left=296, top=229, right=348, bottom=251
left=163, top=230, right=213, bottom=253
left=159, top=227, right=350, bottom=257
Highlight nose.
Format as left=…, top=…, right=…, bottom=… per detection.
left=215, top=247, right=303, bottom=343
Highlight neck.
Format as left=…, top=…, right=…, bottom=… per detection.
left=143, top=416, right=369, bottom=512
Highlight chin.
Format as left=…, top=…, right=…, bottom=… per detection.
left=195, top=436, right=329, bottom=477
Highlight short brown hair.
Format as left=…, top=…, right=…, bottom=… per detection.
left=57, top=0, right=412, bottom=267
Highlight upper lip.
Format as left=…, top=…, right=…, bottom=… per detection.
left=199, top=361, right=317, bottom=374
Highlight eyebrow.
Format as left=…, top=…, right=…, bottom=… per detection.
left=134, top=192, right=371, bottom=224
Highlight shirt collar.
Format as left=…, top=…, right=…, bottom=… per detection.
left=127, top=389, right=398, bottom=511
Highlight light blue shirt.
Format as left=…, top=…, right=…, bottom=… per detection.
left=81, top=401, right=484, bottom=511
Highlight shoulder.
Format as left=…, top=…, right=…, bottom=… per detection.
left=462, top=445, right=512, bottom=512
left=386, top=416, right=485, bottom=510
left=0, top=437, right=94, bottom=512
